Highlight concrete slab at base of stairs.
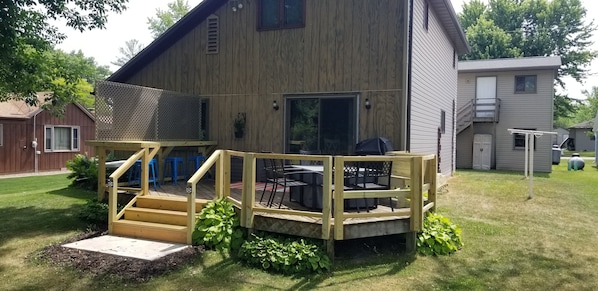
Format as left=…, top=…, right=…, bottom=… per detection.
left=62, top=235, right=188, bottom=261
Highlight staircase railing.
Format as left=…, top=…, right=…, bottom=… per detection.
left=456, top=98, right=502, bottom=134
left=106, top=146, right=160, bottom=233
left=186, top=149, right=226, bottom=244
left=456, top=100, right=474, bottom=134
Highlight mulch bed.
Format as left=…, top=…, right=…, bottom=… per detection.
left=35, top=230, right=204, bottom=283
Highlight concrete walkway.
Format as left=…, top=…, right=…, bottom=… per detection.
left=63, top=235, right=189, bottom=261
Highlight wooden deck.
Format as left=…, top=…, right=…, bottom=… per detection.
left=91, top=144, right=436, bottom=251
left=145, top=178, right=424, bottom=240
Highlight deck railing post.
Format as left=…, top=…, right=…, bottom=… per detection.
left=223, top=150, right=231, bottom=198
left=241, top=153, right=256, bottom=229
left=141, top=149, right=149, bottom=195
left=427, top=155, right=438, bottom=211
left=108, top=176, right=116, bottom=233
left=187, top=177, right=197, bottom=244
left=215, top=150, right=224, bottom=198
left=321, top=156, right=333, bottom=240
left=410, top=156, right=424, bottom=231
left=333, top=156, right=345, bottom=240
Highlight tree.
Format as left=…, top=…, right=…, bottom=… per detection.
left=458, top=0, right=597, bottom=120
left=112, top=39, right=145, bottom=67
left=462, top=17, right=522, bottom=60
left=0, top=0, right=128, bottom=115
left=147, top=0, right=191, bottom=39
left=573, top=87, right=598, bottom=124
left=459, top=0, right=596, bottom=83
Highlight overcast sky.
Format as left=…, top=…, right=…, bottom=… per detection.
left=56, top=0, right=597, bottom=100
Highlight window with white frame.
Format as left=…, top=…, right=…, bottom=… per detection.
left=0, top=124, right=3, bottom=146
left=44, top=125, right=80, bottom=152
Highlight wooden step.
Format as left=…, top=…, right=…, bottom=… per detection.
left=112, top=220, right=187, bottom=244
left=136, top=195, right=207, bottom=212
left=124, top=207, right=187, bottom=226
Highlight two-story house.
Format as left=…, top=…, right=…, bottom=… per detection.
left=456, top=56, right=561, bottom=172
left=104, top=0, right=469, bottom=176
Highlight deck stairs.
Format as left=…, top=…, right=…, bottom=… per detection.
left=112, top=196, right=207, bottom=244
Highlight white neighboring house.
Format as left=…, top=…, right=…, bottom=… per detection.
left=456, top=56, right=561, bottom=173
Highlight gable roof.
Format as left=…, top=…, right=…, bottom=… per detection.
left=109, top=0, right=226, bottom=82
left=569, top=120, right=594, bottom=130
left=0, top=93, right=95, bottom=120
left=109, top=0, right=469, bottom=82
left=430, top=0, right=469, bottom=54
left=0, top=93, right=49, bottom=119
left=458, top=56, right=562, bottom=73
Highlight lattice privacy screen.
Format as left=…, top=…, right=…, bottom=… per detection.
left=95, top=81, right=203, bottom=141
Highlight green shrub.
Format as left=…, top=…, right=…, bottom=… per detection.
left=66, top=153, right=98, bottom=190
left=78, top=199, right=109, bottom=227
left=238, top=233, right=331, bottom=275
left=417, top=212, right=463, bottom=256
left=192, top=198, right=244, bottom=252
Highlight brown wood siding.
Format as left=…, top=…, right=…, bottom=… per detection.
left=0, top=104, right=95, bottom=174
left=124, top=0, right=406, bottom=153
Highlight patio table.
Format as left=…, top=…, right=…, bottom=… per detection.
left=289, top=165, right=377, bottom=211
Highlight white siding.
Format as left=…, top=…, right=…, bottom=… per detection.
left=457, top=69, right=555, bottom=172
left=410, top=0, right=458, bottom=176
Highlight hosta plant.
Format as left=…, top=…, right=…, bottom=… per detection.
left=238, top=233, right=331, bottom=275
left=192, top=198, right=244, bottom=252
left=417, top=212, right=463, bottom=256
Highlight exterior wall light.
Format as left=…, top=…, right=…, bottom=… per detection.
left=365, top=98, right=371, bottom=110
left=273, top=100, right=279, bottom=111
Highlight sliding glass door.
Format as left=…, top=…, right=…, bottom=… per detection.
left=285, top=95, right=357, bottom=155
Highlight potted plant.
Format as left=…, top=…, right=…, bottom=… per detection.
left=233, top=113, right=246, bottom=138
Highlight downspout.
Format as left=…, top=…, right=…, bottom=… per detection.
left=33, top=113, right=38, bottom=173
left=406, top=0, right=414, bottom=151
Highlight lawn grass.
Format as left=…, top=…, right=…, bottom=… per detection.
left=563, top=150, right=595, bottom=158
left=1, top=164, right=598, bottom=290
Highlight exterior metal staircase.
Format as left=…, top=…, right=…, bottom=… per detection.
left=456, top=98, right=501, bottom=134
left=112, top=196, right=207, bottom=244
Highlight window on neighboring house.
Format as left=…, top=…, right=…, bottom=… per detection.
left=424, top=0, right=429, bottom=31
left=45, top=125, right=80, bottom=152
left=258, top=0, right=305, bottom=30
left=0, top=124, right=3, bottom=146
left=515, top=75, right=537, bottom=94
left=440, top=110, right=446, bottom=133
left=513, top=128, right=536, bottom=150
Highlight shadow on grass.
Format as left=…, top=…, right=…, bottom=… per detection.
left=290, top=235, right=417, bottom=290
left=175, top=234, right=417, bottom=290
left=46, top=185, right=97, bottom=200
left=428, top=249, right=597, bottom=289
left=0, top=186, right=93, bottom=249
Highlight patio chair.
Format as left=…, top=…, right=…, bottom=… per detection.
left=355, top=161, right=393, bottom=212
left=259, top=158, right=310, bottom=209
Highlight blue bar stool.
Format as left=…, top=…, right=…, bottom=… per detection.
left=188, top=155, right=207, bottom=176
left=164, top=157, right=185, bottom=185
left=128, top=159, right=159, bottom=190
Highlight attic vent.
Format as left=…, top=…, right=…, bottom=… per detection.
left=206, top=15, right=219, bottom=54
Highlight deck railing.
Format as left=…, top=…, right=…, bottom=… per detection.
left=185, top=150, right=437, bottom=242
left=106, top=146, right=160, bottom=233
